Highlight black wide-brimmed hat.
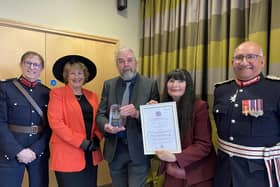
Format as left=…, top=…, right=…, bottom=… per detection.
left=53, top=55, right=97, bottom=83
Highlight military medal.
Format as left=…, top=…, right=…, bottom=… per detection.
left=242, top=99, right=263, bottom=117
left=242, top=100, right=249, bottom=116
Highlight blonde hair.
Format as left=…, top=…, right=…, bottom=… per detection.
left=62, top=62, right=89, bottom=84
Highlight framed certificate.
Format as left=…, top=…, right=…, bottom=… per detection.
left=140, top=101, right=181, bottom=155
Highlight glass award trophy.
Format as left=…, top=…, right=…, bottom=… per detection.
left=109, top=104, right=122, bottom=127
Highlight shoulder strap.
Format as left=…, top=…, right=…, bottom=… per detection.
left=12, top=79, right=43, bottom=118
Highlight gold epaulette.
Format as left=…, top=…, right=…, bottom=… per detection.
left=214, top=79, right=234, bottom=87
left=266, top=75, right=280, bottom=81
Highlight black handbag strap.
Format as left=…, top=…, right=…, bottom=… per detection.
left=12, top=79, right=43, bottom=118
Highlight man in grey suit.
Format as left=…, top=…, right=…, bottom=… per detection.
left=96, top=47, right=160, bottom=187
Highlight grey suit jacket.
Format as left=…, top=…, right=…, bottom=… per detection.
left=96, top=73, right=160, bottom=164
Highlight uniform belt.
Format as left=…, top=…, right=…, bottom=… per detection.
left=218, top=137, right=280, bottom=187
left=8, top=124, right=44, bottom=134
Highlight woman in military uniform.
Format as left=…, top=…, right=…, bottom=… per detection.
left=0, top=51, right=50, bottom=187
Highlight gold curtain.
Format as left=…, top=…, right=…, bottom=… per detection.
left=140, top=0, right=280, bottom=103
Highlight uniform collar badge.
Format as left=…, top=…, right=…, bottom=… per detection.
left=19, top=76, right=38, bottom=88
left=230, top=89, right=238, bottom=103
left=242, top=99, right=264, bottom=117
left=235, top=76, right=260, bottom=87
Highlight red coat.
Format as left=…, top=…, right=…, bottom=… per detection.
left=48, top=85, right=103, bottom=172
left=160, top=100, right=216, bottom=187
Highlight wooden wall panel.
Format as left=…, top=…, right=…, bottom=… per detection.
left=0, top=26, right=45, bottom=82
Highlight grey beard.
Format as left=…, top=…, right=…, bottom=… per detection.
left=121, top=71, right=136, bottom=80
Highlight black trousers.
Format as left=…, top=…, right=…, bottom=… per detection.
left=55, top=152, right=98, bottom=187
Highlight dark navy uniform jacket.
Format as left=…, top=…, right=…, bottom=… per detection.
left=0, top=78, right=50, bottom=166
left=213, top=73, right=280, bottom=187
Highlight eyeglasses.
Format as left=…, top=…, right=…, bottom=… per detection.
left=23, top=61, right=41, bottom=69
left=233, top=54, right=262, bottom=62
left=117, top=57, right=135, bottom=64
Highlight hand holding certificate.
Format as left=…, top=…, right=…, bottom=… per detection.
left=140, top=102, right=181, bottom=155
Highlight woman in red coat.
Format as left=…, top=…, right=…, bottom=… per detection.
left=155, top=69, right=216, bottom=187
left=48, top=55, right=103, bottom=187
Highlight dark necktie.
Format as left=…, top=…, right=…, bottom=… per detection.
left=120, top=81, right=131, bottom=129
left=121, top=82, right=131, bottom=106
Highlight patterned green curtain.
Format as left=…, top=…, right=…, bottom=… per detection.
left=140, top=0, right=280, bottom=103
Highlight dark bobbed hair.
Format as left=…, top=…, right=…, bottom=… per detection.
left=162, top=69, right=195, bottom=139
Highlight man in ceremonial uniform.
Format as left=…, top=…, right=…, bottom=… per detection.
left=0, top=51, right=50, bottom=187
left=213, top=41, right=280, bottom=187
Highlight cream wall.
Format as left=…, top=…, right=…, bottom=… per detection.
left=0, top=0, right=140, bottom=55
